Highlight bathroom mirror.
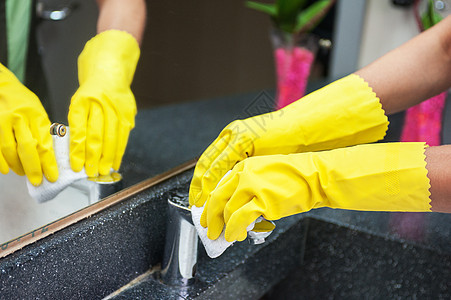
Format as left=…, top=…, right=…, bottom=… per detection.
left=0, top=0, right=337, bottom=254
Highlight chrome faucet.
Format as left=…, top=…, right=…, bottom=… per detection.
left=160, top=198, right=198, bottom=286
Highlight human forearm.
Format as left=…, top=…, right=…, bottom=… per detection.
left=203, top=142, right=432, bottom=242
left=96, top=0, right=146, bottom=45
left=425, top=145, right=451, bottom=213
left=355, top=14, right=451, bottom=115
left=69, top=1, right=142, bottom=176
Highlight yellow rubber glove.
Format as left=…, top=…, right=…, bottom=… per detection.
left=0, top=63, right=58, bottom=186
left=190, top=74, right=389, bottom=208
left=201, top=142, right=431, bottom=242
left=68, top=30, right=140, bottom=177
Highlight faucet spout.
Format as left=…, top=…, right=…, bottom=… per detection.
left=161, top=199, right=198, bottom=286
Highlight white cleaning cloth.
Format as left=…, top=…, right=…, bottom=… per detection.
left=191, top=170, right=273, bottom=258
left=191, top=204, right=261, bottom=258
left=27, top=130, right=88, bottom=203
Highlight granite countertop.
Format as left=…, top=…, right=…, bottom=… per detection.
left=124, top=86, right=451, bottom=256
left=118, top=87, right=451, bottom=298
left=1, top=84, right=449, bottom=299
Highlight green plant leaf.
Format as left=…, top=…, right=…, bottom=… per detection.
left=245, top=1, right=277, bottom=17
left=295, top=0, right=333, bottom=33
left=421, top=0, right=442, bottom=30
left=276, top=0, right=308, bottom=33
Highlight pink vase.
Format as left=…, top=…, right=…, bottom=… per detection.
left=400, top=92, right=447, bottom=146
left=271, top=29, right=318, bottom=110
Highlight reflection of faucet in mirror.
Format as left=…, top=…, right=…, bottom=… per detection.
left=28, top=123, right=122, bottom=203
left=0, top=0, right=296, bottom=261
left=0, top=0, right=147, bottom=249
left=0, top=121, right=124, bottom=246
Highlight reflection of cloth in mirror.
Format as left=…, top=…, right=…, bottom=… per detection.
left=26, top=129, right=98, bottom=203
left=0, top=172, right=93, bottom=244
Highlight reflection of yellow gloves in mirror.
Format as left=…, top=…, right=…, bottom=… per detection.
left=68, top=30, right=140, bottom=177
left=0, top=63, right=58, bottom=186
left=201, top=142, right=431, bottom=242
left=190, top=74, right=389, bottom=208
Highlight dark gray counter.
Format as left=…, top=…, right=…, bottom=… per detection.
left=121, top=88, right=451, bottom=298
left=0, top=86, right=450, bottom=299
left=125, top=86, right=451, bottom=255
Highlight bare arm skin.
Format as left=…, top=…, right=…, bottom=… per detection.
left=355, top=14, right=451, bottom=115
left=425, top=146, right=451, bottom=212
left=96, top=0, right=146, bottom=45
left=353, top=15, right=451, bottom=213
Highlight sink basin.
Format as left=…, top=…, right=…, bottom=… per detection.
left=0, top=163, right=308, bottom=299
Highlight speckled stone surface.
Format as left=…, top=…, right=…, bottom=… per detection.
left=263, top=218, right=451, bottom=299
left=0, top=90, right=281, bottom=299
left=120, top=89, right=279, bottom=189
left=110, top=217, right=307, bottom=300
left=0, top=87, right=450, bottom=299
left=307, top=209, right=451, bottom=256
left=0, top=170, right=192, bottom=299
left=0, top=167, right=308, bottom=299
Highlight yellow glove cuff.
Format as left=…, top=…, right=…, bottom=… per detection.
left=78, top=30, right=140, bottom=85
left=253, top=74, right=389, bottom=155
left=69, top=30, right=139, bottom=176
left=205, top=142, right=431, bottom=242
left=322, top=142, right=431, bottom=212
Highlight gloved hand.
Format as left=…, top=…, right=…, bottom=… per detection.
left=201, top=142, right=431, bottom=242
left=0, top=63, right=58, bottom=186
left=189, top=74, right=389, bottom=208
left=68, top=30, right=140, bottom=177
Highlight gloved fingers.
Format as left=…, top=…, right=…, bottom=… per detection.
left=40, top=149, right=58, bottom=182
left=68, top=98, right=89, bottom=173
left=192, top=135, right=248, bottom=209
left=85, top=101, right=104, bottom=177
left=0, top=151, right=9, bottom=174
left=98, top=106, right=118, bottom=175
left=200, top=198, right=210, bottom=228
left=203, top=190, right=228, bottom=240
left=252, top=220, right=276, bottom=232
left=204, top=170, right=244, bottom=240
left=14, top=118, right=43, bottom=186
left=209, top=170, right=241, bottom=227
left=224, top=201, right=261, bottom=243
left=199, top=168, right=235, bottom=228
left=30, top=116, right=58, bottom=182
left=221, top=179, right=258, bottom=225
left=112, top=124, right=131, bottom=172
left=0, top=126, right=24, bottom=176
left=189, top=134, right=229, bottom=207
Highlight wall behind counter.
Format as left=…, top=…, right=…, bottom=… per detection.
left=132, top=1, right=276, bottom=108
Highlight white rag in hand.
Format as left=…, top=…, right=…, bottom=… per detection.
left=191, top=170, right=274, bottom=258
left=26, top=130, right=89, bottom=203
left=191, top=204, right=263, bottom=258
